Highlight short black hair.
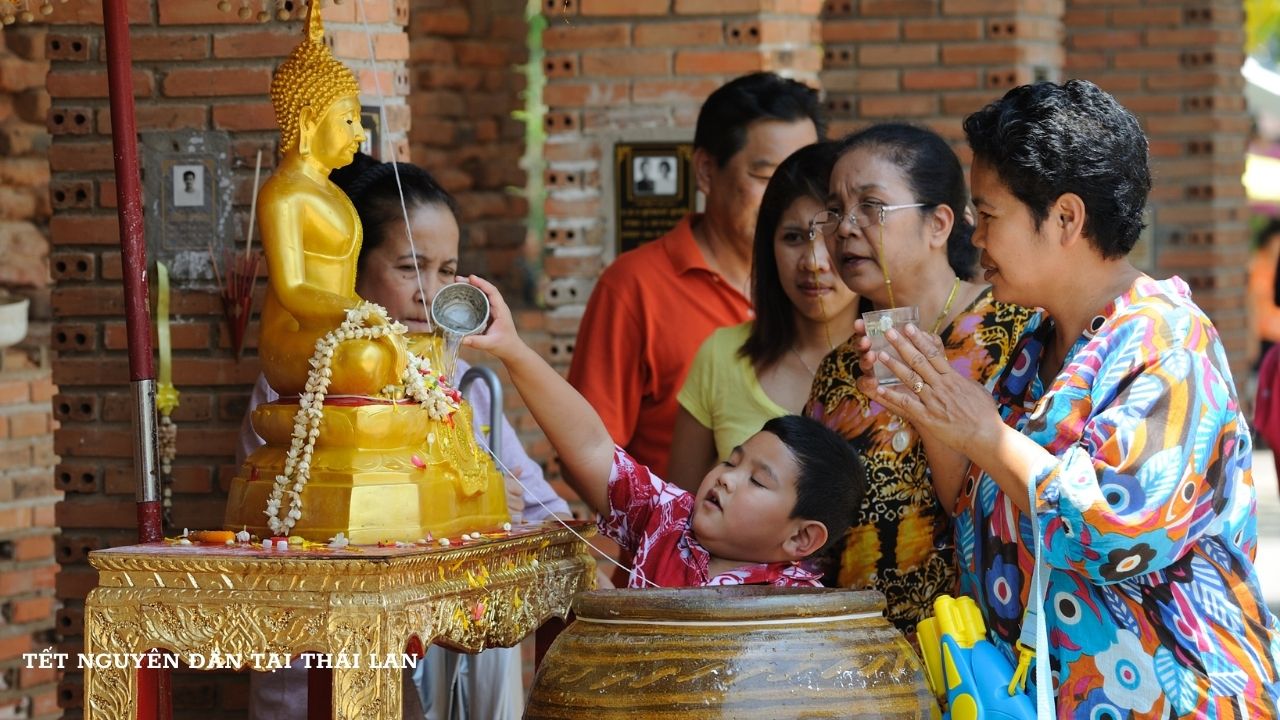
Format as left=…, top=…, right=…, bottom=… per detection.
left=762, top=414, right=865, bottom=555
left=834, top=123, right=979, bottom=280
left=329, top=152, right=460, bottom=275
left=693, top=72, right=826, bottom=168
left=963, top=79, right=1152, bottom=259
left=740, top=142, right=834, bottom=370
left=182, top=170, right=195, bottom=180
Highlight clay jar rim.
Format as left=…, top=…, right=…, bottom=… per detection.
left=572, top=586, right=887, bottom=623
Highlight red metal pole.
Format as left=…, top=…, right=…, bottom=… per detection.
left=102, top=1, right=168, bottom=718
left=101, top=0, right=160, bottom=542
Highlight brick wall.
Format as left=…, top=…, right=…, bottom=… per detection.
left=1064, top=0, right=1252, bottom=381
left=0, top=364, right=59, bottom=720
left=408, top=0, right=531, bottom=298
left=819, top=0, right=1063, bottom=141
left=45, top=2, right=410, bottom=717
left=0, top=20, right=59, bottom=720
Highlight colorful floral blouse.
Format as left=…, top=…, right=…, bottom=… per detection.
left=805, top=288, right=1034, bottom=632
left=954, top=276, right=1280, bottom=718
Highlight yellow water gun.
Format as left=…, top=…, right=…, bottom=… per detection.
left=916, top=595, right=1035, bottom=720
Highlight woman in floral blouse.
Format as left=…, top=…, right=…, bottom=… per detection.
left=863, top=80, right=1280, bottom=717
left=805, top=123, right=1034, bottom=634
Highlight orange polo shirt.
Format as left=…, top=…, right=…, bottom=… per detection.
left=568, top=215, right=753, bottom=478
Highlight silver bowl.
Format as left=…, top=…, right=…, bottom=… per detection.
left=431, top=282, right=490, bottom=336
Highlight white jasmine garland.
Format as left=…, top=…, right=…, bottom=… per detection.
left=263, top=302, right=461, bottom=536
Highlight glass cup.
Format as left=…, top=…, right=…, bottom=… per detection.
left=862, top=306, right=919, bottom=386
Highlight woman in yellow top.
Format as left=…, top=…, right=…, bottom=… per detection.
left=668, top=143, right=859, bottom=493
left=805, top=124, right=1034, bottom=634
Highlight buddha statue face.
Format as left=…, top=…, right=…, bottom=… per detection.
left=301, top=95, right=365, bottom=170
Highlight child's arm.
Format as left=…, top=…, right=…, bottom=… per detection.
left=460, top=275, right=614, bottom=516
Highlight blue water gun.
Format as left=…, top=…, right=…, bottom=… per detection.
left=916, top=595, right=1036, bottom=720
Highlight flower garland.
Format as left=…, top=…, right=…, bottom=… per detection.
left=264, top=301, right=460, bottom=536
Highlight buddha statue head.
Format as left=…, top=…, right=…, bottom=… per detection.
left=270, top=1, right=364, bottom=164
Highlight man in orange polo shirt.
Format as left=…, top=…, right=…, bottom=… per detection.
left=568, top=72, right=825, bottom=478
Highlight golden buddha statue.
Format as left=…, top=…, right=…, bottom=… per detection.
left=224, top=2, right=508, bottom=543
left=257, top=2, right=403, bottom=398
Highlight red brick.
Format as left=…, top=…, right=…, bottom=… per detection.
left=7, top=410, right=50, bottom=438
left=673, top=0, right=762, bottom=11
left=581, top=0, right=670, bottom=14
left=211, top=30, right=298, bottom=59
left=156, top=0, right=259, bottom=25
left=162, top=67, right=271, bottom=98
left=414, top=7, right=470, bottom=36
left=674, top=49, right=765, bottom=75
left=45, top=0, right=150, bottom=23
left=634, top=19, right=723, bottom=47
left=0, top=630, right=33, bottom=660
left=46, top=69, right=152, bottom=99
left=102, top=321, right=211, bottom=352
left=822, top=19, right=899, bottom=43
left=859, top=94, right=938, bottom=118
left=858, top=43, right=938, bottom=67
left=941, top=43, right=1022, bottom=65
left=904, top=18, right=984, bottom=41
left=0, top=59, right=49, bottom=94
left=581, top=51, right=669, bottom=77
left=99, top=104, right=208, bottom=134
left=212, top=102, right=276, bottom=132
left=860, top=0, right=934, bottom=16
left=902, top=68, right=980, bottom=91
left=47, top=140, right=113, bottom=173
left=0, top=379, right=31, bottom=405
left=627, top=77, right=721, bottom=104
left=123, top=33, right=209, bottom=61
left=52, top=358, right=130, bottom=387
left=7, top=595, right=54, bottom=624
left=543, top=81, right=628, bottom=108
left=1070, top=30, right=1142, bottom=50
left=544, top=23, right=630, bottom=51
left=941, top=0, right=1020, bottom=11
left=49, top=215, right=118, bottom=246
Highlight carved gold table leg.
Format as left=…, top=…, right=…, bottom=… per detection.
left=82, top=597, right=140, bottom=720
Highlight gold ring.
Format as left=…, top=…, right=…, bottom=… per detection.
left=911, top=379, right=924, bottom=394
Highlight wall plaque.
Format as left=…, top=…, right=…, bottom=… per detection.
left=613, top=141, right=696, bottom=255
left=142, top=131, right=235, bottom=282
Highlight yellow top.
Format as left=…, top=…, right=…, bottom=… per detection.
left=677, top=322, right=789, bottom=462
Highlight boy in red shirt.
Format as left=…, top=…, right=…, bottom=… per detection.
left=463, top=276, right=865, bottom=587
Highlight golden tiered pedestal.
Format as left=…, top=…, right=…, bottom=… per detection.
left=226, top=400, right=511, bottom=544
left=82, top=524, right=596, bottom=719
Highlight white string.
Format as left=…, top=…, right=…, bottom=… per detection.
left=474, top=432, right=660, bottom=589
left=352, top=0, right=434, bottom=334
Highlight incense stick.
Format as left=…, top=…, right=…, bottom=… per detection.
left=243, top=148, right=263, bottom=261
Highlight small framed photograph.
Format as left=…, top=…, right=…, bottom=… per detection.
left=172, top=164, right=205, bottom=208
left=632, top=155, right=678, bottom=197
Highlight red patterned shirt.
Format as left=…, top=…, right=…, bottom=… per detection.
left=599, top=446, right=822, bottom=589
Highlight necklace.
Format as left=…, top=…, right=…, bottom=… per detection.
left=932, top=278, right=961, bottom=334
left=790, top=346, right=817, bottom=376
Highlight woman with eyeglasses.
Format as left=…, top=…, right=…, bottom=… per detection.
left=666, top=142, right=859, bottom=494
left=804, top=123, right=1035, bottom=634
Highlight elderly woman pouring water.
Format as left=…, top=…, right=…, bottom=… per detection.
left=854, top=80, right=1280, bottom=717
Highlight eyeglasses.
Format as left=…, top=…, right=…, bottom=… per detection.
left=811, top=202, right=930, bottom=236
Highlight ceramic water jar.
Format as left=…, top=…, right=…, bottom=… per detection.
left=525, top=586, right=933, bottom=719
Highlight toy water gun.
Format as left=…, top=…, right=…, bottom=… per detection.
left=916, top=595, right=1035, bottom=720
